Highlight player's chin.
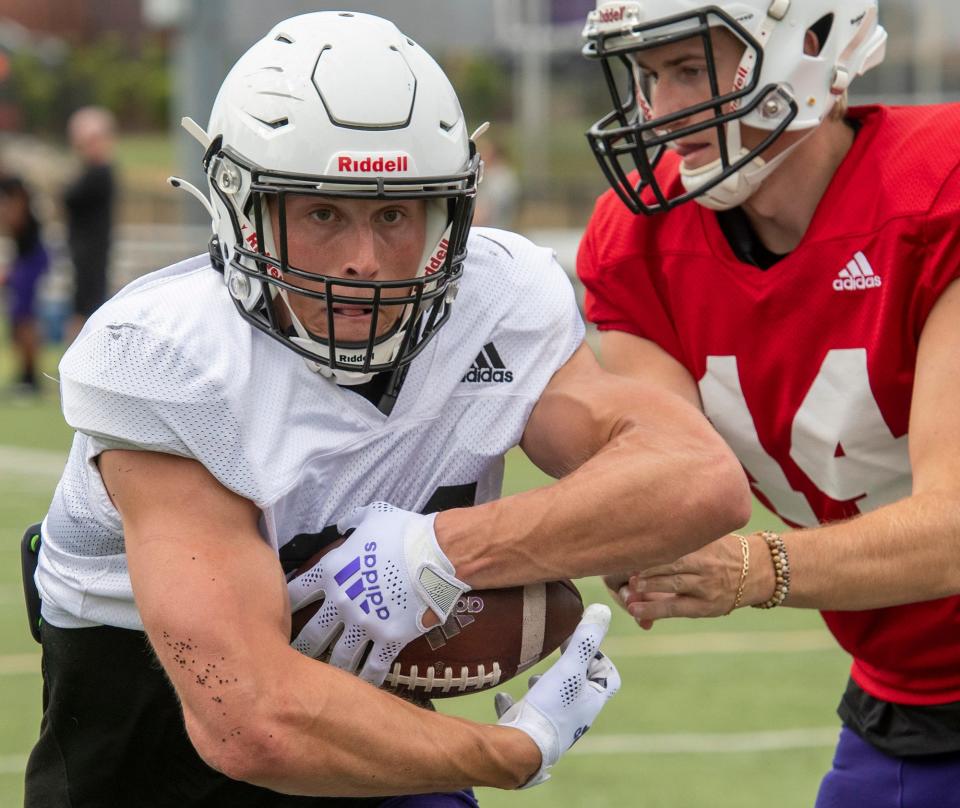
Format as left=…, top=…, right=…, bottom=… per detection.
left=307, top=311, right=404, bottom=343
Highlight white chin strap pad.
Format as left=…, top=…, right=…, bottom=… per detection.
left=680, top=121, right=810, bottom=211
left=288, top=329, right=407, bottom=386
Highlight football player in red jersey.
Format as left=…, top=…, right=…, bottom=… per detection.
left=578, top=1, right=960, bottom=806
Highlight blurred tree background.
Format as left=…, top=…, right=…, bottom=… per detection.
left=0, top=0, right=957, bottom=296
left=3, top=0, right=956, bottom=232
left=10, top=35, right=169, bottom=133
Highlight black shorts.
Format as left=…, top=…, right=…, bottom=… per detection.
left=24, top=622, right=389, bottom=808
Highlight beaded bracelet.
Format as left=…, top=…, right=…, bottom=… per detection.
left=752, top=530, right=791, bottom=609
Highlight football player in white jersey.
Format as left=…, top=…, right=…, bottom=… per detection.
left=24, top=12, right=751, bottom=807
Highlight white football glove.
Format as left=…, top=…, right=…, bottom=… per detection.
left=288, top=502, right=469, bottom=687
left=494, top=603, right=620, bottom=788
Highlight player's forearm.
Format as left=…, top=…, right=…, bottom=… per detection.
left=193, top=653, right=537, bottom=795
left=765, top=491, right=960, bottom=610
left=438, top=420, right=751, bottom=588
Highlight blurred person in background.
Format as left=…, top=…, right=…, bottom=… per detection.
left=473, top=138, right=520, bottom=230
left=578, top=1, right=960, bottom=806
left=0, top=175, right=49, bottom=395
left=64, top=105, right=116, bottom=341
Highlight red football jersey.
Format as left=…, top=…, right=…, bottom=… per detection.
left=578, top=105, right=960, bottom=705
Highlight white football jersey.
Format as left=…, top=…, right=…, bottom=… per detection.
left=37, top=228, right=584, bottom=630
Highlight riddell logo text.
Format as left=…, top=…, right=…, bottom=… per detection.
left=241, top=225, right=279, bottom=276
left=424, top=239, right=449, bottom=275
left=241, top=224, right=260, bottom=251
left=733, top=64, right=750, bottom=92
left=598, top=5, right=627, bottom=23
left=338, top=155, right=409, bottom=173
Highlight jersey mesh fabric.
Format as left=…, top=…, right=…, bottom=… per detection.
left=39, top=229, right=584, bottom=631
left=577, top=105, right=960, bottom=705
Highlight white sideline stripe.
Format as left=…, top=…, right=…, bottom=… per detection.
left=0, top=582, right=27, bottom=605
left=0, top=654, right=41, bottom=675
left=0, top=730, right=840, bottom=775
left=0, top=445, right=67, bottom=479
left=601, top=629, right=838, bottom=657
left=571, top=727, right=839, bottom=755
left=0, top=755, right=27, bottom=776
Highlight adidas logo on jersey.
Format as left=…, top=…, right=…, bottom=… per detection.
left=833, top=251, right=882, bottom=291
left=462, top=342, right=513, bottom=384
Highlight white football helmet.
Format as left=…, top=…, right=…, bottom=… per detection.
left=175, top=12, right=478, bottom=384
left=582, top=0, right=887, bottom=213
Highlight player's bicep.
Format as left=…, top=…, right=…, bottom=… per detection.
left=600, top=330, right=702, bottom=407
left=98, top=450, right=291, bottom=740
left=520, top=344, right=605, bottom=477
left=520, top=342, right=716, bottom=479
left=909, top=279, right=960, bottom=492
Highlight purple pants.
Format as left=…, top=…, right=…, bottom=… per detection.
left=816, top=726, right=960, bottom=808
left=381, top=790, right=478, bottom=807
left=7, top=242, right=48, bottom=323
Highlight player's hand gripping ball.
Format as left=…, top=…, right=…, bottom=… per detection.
left=287, top=503, right=469, bottom=687
left=495, top=603, right=620, bottom=788
left=288, top=506, right=584, bottom=697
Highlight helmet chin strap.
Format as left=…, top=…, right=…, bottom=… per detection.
left=680, top=119, right=811, bottom=211
left=285, top=311, right=409, bottom=385
left=279, top=288, right=408, bottom=386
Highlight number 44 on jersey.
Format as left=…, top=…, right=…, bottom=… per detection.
left=699, top=349, right=910, bottom=527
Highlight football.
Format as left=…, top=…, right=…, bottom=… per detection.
left=290, top=555, right=583, bottom=699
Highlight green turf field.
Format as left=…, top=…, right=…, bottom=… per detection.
left=0, top=346, right=849, bottom=807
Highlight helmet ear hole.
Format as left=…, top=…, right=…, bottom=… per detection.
left=806, top=14, right=834, bottom=57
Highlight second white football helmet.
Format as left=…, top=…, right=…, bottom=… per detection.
left=582, top=0, right=887, bottom=213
